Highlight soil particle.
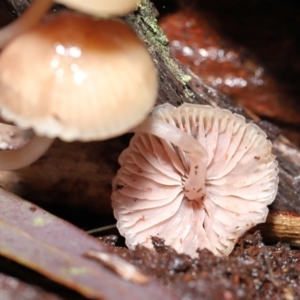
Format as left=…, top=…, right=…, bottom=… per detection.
left=101, top=231, right=300, bottom=299
left=97, top=235, right=119, bottom=247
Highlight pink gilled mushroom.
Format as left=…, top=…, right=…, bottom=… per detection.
left=111, top=103, right=279, bottom=257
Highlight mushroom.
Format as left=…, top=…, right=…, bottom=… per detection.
left=0, top=0, right=53, bottom=48
left=54, top=0, right=141, bottom=17
left=0, top=116, right=54, bottom=171
left=0, top=0, right=53, bottom=170
left=0, top=134, right=53, bottom=171
left=111, top=103, right=279, bottom=257
left=0, top=10, right=157, bottom=169
left=0, top=11, right=157, bottom=141
left=0, top=123, right=33, bottom=150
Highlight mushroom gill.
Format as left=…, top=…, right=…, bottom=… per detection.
left=111, top=103, right=279, bottom=257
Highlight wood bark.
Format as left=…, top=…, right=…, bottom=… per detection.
left=2, top=0, right=300, bottom=215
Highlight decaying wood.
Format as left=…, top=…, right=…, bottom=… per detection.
left=255, top=211, right=300, bottom=246
left=2, top=0, right=300, bottom=215
left=0, top=137, right=127, bottom=214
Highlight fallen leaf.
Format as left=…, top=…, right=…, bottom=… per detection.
left=0, top=188, right=178, bottom=300
left=0, top=272, right=63, bottom=300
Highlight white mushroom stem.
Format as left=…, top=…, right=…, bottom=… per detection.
left=0, top=0, right=53, bottom=48
left=134, top=116, right=208, bottom=201
left=0, top=135, right=54, bottom=171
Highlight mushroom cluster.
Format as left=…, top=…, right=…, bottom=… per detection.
left=111, top=103, right=279, bottom=257
left=0, top=0, right=157, bottom=170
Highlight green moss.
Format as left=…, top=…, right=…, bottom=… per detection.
left=128, top=0, right=195, bottom=100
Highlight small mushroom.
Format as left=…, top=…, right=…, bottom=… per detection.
left=111, top=103, right=279, bottom=257
left=0, top=0, right=53, bottom=48
left=0, top=11, right=157, bottom=170
left=0, top=117, right=53, bottom=171
left=0, top=0, right=55, bottom=170
left=54, top=0, right=140, bottom=17
left=0, top=134, right=53, bottom=171
left=0, top=123, right=32, bottom=150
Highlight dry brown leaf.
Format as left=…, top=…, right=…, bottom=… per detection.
left=0, top=273, right=63, bottom=300
left=0, top=188, right=178, bottom=300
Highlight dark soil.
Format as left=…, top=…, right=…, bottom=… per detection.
left=101, top=231, right=300, bottom=300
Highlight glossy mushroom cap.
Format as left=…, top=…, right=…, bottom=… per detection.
left=0, top=11, right=157, bottom=142
left=55, top=0, right=140, bottom=17
left=112, top=103, right=279, bottom=257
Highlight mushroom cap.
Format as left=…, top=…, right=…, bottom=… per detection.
left=0, top=11, right=157, bottom=141
left=111, top=103, right=279, bottom=257
left=55, top=0, right=140, bottom=17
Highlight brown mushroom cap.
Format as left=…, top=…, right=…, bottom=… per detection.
left=55, top=0, right=140, bottom=17
left=0, top=11, right=157, bottom=141
left=112, top=103, right=279, bottom=257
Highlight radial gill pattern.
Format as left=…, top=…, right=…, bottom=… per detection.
left=111, top=103, right=279, bottom=257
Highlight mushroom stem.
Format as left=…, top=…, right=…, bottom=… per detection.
left=0, top=0, right=53, bottom=48
left=134, top=116, right=208, bottom=201
left=0, top=135, right=54, bottom=171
